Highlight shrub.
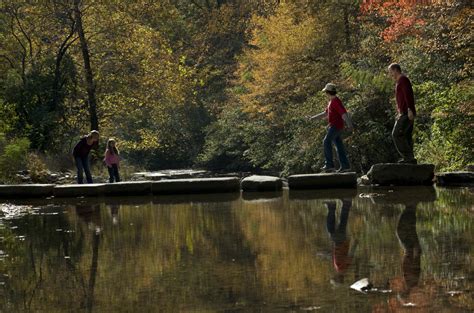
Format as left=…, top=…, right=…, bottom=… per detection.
left=0, top=135, right=30, bottom=182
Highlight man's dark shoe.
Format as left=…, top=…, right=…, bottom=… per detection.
left=398, top=159, right=417, bottom=164
left=337, top=168, right=352, bottom=173
left=321, top=166, right=336, bottom=173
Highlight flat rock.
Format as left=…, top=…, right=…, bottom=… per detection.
left=0, top=184, right=55, bottom=198
left=436, top=171, right=474, bottom=186
left=53, top=184, right=106, bottom=198
left=152, top=177, right=240, bottom=194
left=288, top=172, right=357, bottom=189
left=367, top=163, right=434, bottom=186
left=133, top=169, right=211, bottom=181
left=241, top=175, right=282, bottom=191
left=103, top=181, right=152, bottom=196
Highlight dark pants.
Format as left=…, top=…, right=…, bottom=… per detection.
left=107, top=164, right=120, bottom=183
left=392, top=114, right=415, bottom=162
left=75, top=156, right=93, bottom=184
left=323, top=126, right=350, bottom=169
left=326, top=200, right=351, bottom=244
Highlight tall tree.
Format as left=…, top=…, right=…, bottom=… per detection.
left=73, top=0, right=99, bottom=131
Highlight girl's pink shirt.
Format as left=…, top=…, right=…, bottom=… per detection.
left=104, top=150, right=120, bottom=167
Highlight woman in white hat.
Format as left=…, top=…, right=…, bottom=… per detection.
left=308, top=83, right=353, bottom=172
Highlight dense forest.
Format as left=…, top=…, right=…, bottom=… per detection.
left=0, top=0, right=472, bottom=181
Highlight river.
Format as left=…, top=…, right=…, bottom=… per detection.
left=0, top=186, right=472, bottom=312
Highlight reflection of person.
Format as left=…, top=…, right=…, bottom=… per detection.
left=109, top=204, right=120, bottom=225
left=325, top=199, right=356, bottom=284
left=75, top=204, right=102, bottom=234
left=395, top=204, right=421, bottom=297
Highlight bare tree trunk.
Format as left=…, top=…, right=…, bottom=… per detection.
left=73, top=0, right=99, bottom=131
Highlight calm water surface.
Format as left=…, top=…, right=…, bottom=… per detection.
left=0, top=187, right=472, bottom=312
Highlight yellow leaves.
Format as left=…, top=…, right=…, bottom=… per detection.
left=237, top=3, right=329, bottom=120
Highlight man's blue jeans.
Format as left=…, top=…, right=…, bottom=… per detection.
left=323, top=126, right=350, bottom=169
left=75, top=156, right=93, bottom=184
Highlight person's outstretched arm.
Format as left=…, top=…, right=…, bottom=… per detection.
left=308, top=111, right=326, bottom=120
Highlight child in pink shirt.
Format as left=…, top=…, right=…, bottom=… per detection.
left=104, top=139, right=121, bottom=183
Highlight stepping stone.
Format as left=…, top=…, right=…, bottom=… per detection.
left=133, top=169, right=211, bottom=180
left=54, top=184, right=106, bottom=198
left=103, top=181, right=152, bottom=196
left=366, top=163, right=434, bottom=186
left=435, top=171, right=474, bottom=186
left=288, top=172, right=357, bottom=189
left=152, top=177, right=240, bottom=194
left=241, top=175, right=283, bottom=192
left=0, top=184, right=55, bottom=198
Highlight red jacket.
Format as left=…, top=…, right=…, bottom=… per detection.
left=396, top=75, right=416, bottom=116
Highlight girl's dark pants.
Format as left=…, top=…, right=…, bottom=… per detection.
left=75, top=156, right=93, bottom=184
left=323, top=126, right=350, bottom=169
left=107, top=164, right=120, bottom=183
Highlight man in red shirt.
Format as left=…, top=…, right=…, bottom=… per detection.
left=388, top=63, right=417, bottom=164
left=309, top=83, right=354, bottom=172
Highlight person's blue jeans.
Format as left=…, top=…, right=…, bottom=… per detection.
left=323, top=126, right=350, bottom=169
left=75, top=156, right=93, bottom=184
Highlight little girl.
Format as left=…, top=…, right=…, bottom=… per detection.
left=104, top=138, right=121, bottom=183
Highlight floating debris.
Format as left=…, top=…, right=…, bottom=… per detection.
left=350, top=278, right=373, bottom=293
left=359, top=193, right=385, bottom=199
left=447, top=291, right=463, bottom=296
left=301, top=306, right=321, bottom=311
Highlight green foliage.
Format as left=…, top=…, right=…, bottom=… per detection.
left=0, top=1, right=472, bottom=173
left=0, top=134, right=30, bottom=181
left=415, top=82, right=474, bottom=171
left=26, top=153, right=49, bottom=183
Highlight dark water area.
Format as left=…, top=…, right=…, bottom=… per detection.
left=0, top=187, right=472, bottom=312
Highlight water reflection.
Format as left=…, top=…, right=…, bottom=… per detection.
left=325, top=199, right=356, bottom=286
left=0, top=187, right=472, bottom=312
left=75, top=204, right=102, bottom=312
left=108, top=204, right=120, bottom=225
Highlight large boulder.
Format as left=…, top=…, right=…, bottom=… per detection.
left=288, top=172, right=357, bottom=189
left=152, top=177, right=240, bottom=194
left=435, top=171, right=474, bottom=186
left=241, top=175, right=283, bottom=192
left=53, top=184, right=106, bottom=198
left=103, top=181, right=153, bottom=196
left=0, top=184, right=55, bottom=198
left=366, top=163, right=434, bottom=186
